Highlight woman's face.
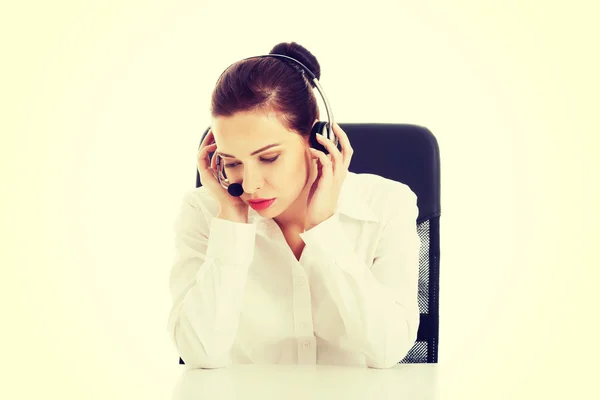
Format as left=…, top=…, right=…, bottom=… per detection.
left=211, top=110, right=316, bottom=220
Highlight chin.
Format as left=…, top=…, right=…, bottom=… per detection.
left=260, top=203, right=280, bottom=216
left=262, top=201, right=288, bottom=218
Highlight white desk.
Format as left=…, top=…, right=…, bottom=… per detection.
left=171, top=363, right=438, bottom=400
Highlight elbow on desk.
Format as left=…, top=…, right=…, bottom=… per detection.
left=365, top=342, right=413, bottom=369
left=175, top=341, right=232, bottom=369
left=366, top=359, right=401, bottom=369
left=172, top=322, right=233, bottom=369
left=366, top=316, right=419, bottom=369
left=364, top=340, right=412, bottom=369
left=181, top=357, right=232, bottom=369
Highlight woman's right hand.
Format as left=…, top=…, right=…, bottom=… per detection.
left=197, top=129, right=248, bottom=219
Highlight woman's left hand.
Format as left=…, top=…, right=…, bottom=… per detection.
left=305, top=122, right=354, bottom=230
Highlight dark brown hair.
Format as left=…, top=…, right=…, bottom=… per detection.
left=210, top=42, right=321, bottom=138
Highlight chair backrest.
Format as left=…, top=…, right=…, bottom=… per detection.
left=182, top=123, right=440, bottom=365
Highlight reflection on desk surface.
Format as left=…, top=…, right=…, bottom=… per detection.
left=171, top=363, right=438, bottom=400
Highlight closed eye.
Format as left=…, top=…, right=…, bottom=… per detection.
left=224, top=155, right=279, bottom=168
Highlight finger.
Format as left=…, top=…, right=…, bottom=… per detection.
left=197, top=143, right=217, bottom=171
left=309, top=148, right=333, bottom=183
left=201, top=129, right=214, bottom=147
left=196, top=145, right=220, bottom=186
left=197, top=142, right=216, bottom=160
left=316, top=134, right=343, bottom=173
left=332, top=122, right=353, bottom=168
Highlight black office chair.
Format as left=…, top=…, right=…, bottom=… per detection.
left=342, top=123, right=441, bottom=363
left=180, top=123, right=441, bottom=365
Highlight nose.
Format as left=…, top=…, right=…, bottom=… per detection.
left=241, top=164, right=263, bottom=194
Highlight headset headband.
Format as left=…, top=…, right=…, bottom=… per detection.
left=217, top=54, right=335, bottom=136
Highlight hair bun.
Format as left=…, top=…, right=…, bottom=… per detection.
left=269, top=41, right=321, bottom=81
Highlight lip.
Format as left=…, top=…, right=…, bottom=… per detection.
left=248, top=198, right=276, bottom=210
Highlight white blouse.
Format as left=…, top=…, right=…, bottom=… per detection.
left=167, top=171, right=421, bottom=369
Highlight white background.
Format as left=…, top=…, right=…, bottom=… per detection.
left=2, top=1, right=599, bottom=398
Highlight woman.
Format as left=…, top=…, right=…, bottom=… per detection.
left=167, top=42, right=421, bottom=369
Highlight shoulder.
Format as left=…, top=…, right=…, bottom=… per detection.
left=346, top=171, right=416, bottom=204
left=345, top=172, right=418, bottom=221
left=347, top=171, right=415, bottom=197
left=178, top=186, right=220, bottom=218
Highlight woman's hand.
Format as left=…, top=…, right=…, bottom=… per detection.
left=305, top=123, right=353, bottom=230
left=197, top=129, right=248, bottom=218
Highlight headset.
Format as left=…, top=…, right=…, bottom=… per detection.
left=199, top=54, right=339, bottom=197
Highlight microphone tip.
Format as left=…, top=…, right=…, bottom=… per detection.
left=227, top=183, right=243, bottom=197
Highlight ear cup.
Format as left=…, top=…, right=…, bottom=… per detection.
left=310, top=121, right=340, bottom=155
left=310, top=121, right=330, bottom=154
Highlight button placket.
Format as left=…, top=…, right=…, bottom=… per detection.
left=293, top=275, right=312, bottom=332
left=291, top=267, right=314, bottom=364
left=297, top=336, right=316, bottom=364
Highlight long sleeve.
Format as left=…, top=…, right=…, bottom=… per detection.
left=299, top=186, right=421, bottom=369
left=167, top=190, right=257, bottom=369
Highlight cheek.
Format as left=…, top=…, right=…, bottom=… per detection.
left=274, top=157, right=308, bottom=183
left=280, top=153, right=304, bottom=169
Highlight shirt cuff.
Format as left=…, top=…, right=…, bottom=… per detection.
left=206, top=217, right=256, bottom=266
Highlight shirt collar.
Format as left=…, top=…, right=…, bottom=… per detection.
left=248, top=172, right=379, bottom=225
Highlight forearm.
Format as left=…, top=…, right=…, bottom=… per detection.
left=169, top=216, right=255, bottom=368
left=300, top=209, right=420, bottom=368
left=314, top=262, right=419, bottom=368
left=171, top=258, right=251, bottom=368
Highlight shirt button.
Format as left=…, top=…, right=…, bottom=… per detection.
left=296, top=277, right=305, bottom=286
left=303, top=342, right=310, bottom=348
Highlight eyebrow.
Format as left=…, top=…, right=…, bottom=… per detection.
left=217, top=143, right=282, bottom=159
